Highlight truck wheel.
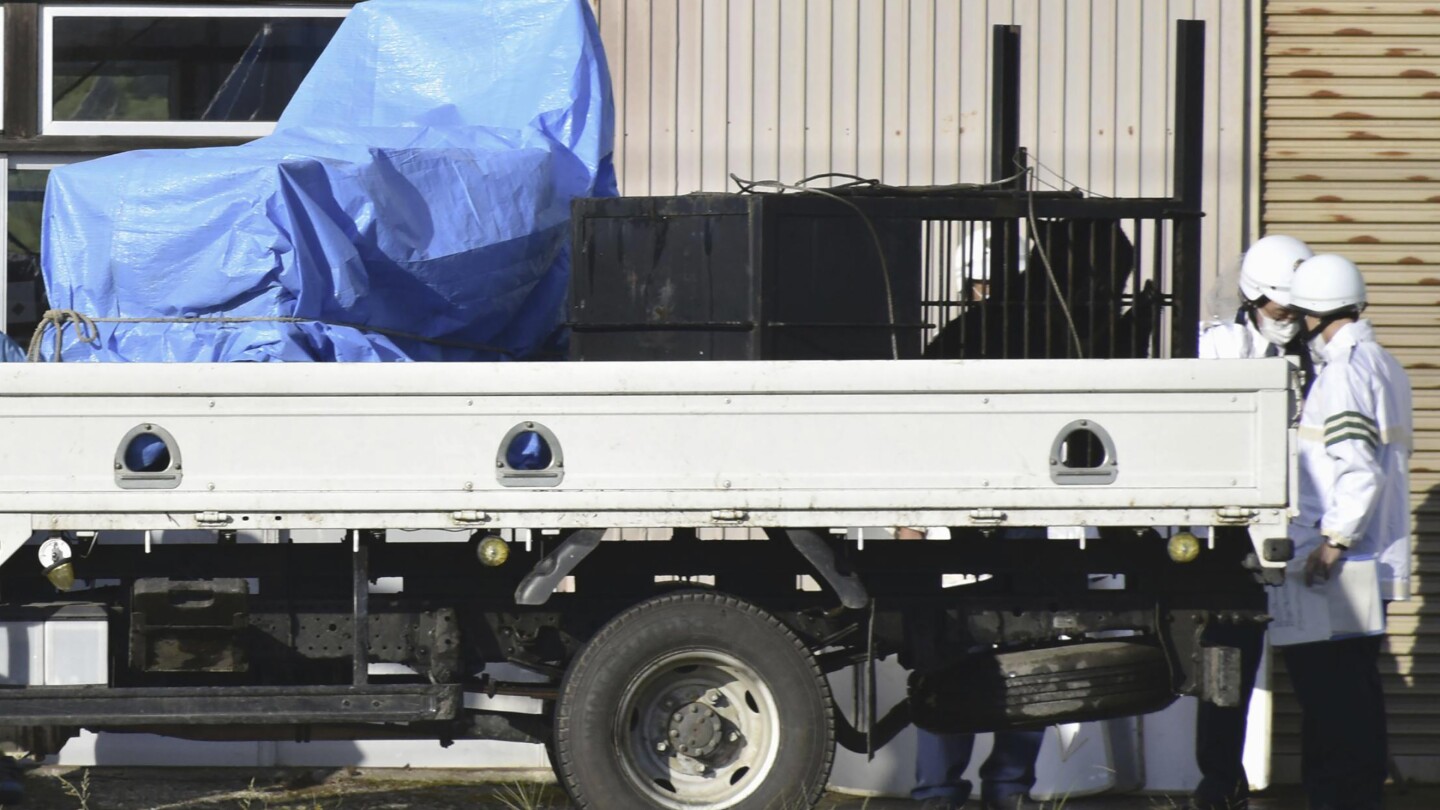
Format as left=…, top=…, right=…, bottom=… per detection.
left=554, top=591, right=833, bottom=810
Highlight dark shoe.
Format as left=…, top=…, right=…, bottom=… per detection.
left=0, top=756, right=24, bottom=805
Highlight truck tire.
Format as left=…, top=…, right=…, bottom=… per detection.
left=910, top=640, right=1175, bottom=733
left=554, top=591, right=834, bottom=810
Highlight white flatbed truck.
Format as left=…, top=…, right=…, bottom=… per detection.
left=0, top=356, right=1297, bottom=809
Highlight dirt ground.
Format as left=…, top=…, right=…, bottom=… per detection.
left=5, top=767, right=1438, bottom=810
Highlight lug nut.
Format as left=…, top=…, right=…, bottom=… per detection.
left=707, top=690, right=723, bottom=705
left=656, top=742, right=669, bottom=753
left=728, top=731, right=740, bottom=742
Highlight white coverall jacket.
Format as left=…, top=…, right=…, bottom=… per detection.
left=1198, top=312, right=1279, bottom=361
left=1295, top=320, right=1413, bottom=602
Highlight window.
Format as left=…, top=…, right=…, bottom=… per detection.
left=42, top=5, right=349, bottom=137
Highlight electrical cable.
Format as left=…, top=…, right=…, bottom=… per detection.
left=790, top=172, right=881, bottom=190
left=866, top=597, right=878, bottom=760
left=733, top=170, right=1033, bottom=196
left=729, top=174, right=901, bottom=360
left=73, top=531, right=100, bottom=559
left=1030, top=173, right=1076, bottom=195
left=1021, top=164, right=1086, bottom=359
left=864, top=169, right=1033, bottom=195
left=1155, top=601, right=1180, bottom=692
left=730, top=167, right=1088, bottom=361
left=1025, top=153, right=1113, bottom=200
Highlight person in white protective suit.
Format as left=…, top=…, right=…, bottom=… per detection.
left=1284, top=254, right=1412, bottom=810
left=1187, top=234, right=1313, bottom=810
left=1199, top=234, right=1312, bottom=362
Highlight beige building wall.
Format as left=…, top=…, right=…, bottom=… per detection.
left=590, top=0, right=1256, bottom=320
left=1263, top=0, right=1440, bottom=782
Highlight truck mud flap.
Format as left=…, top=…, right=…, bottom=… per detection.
left=835, top=697, right=911, bottom=755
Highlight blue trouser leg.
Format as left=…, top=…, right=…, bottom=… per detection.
left=979, top=729, right=1045, bottom=804
left=1282, top=635, right=1387, bottom=810
left=1194, top=619, right=1266, bottom=805
left=912, top=729, right=975, bottom=804
left=0, top=756, right=23, bottom=805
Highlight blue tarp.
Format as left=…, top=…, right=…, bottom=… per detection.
left=40, top=0, right=615, bottom=362
left=0, top=334, right=23, bottom=363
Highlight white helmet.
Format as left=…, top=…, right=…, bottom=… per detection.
left=1290, top=254, right=1367, bottom=315
left=954, top=236, right=990, bottom=283
left=1239, top=234, right=1312, bottom=306
left=953, top=228, right=1026, bottom=284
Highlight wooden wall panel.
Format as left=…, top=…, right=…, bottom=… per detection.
left=1264, top=0, right=1440, bottom=783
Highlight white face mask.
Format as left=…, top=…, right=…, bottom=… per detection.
left=1257, top=312, right=1300, bottom=347
left=1308, top=332, right=1328, bottom=366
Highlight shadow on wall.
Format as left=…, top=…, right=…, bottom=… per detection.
left=1384, top=480, right=1438, bottom=784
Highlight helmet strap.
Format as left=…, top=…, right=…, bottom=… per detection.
left=1300, top=309, right=1357, bottom=341
left=1237, top=296, right=1265, bottom=326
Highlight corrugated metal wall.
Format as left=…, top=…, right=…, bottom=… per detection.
left=1264, top=0, right=1440, bottom=782
left=590, top=0, right=1254, bottom=320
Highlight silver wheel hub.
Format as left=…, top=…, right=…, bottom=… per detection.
left=616, top=650, right=781, bottom=809
left=671, top=702, right=724, bottom=758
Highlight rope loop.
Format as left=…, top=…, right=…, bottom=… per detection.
left=27, top=310, right=100, bottom=362
left=24, top=309, right=514, bottom=361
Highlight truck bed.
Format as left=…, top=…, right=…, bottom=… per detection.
left=0, top=358, right=1296, bottom=563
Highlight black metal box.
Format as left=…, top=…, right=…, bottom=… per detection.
left=569, top=194, right=923, bottom=361
left=130, top=578, right=249, bottom=674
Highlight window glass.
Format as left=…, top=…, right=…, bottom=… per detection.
left=51, top=15, right=343, bottom=123
left=7, top=168, right=50, bottom=346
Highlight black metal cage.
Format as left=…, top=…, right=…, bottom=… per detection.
left=570, top=21, right=1207, bottom=363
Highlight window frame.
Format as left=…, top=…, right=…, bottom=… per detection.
left=1, top=154, right=8, bottom=337
left=0, top=12, right=7, bottom=135
left=3, top=152, right=100, bottom=338
left=40, top=4, right=350, bottom=138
